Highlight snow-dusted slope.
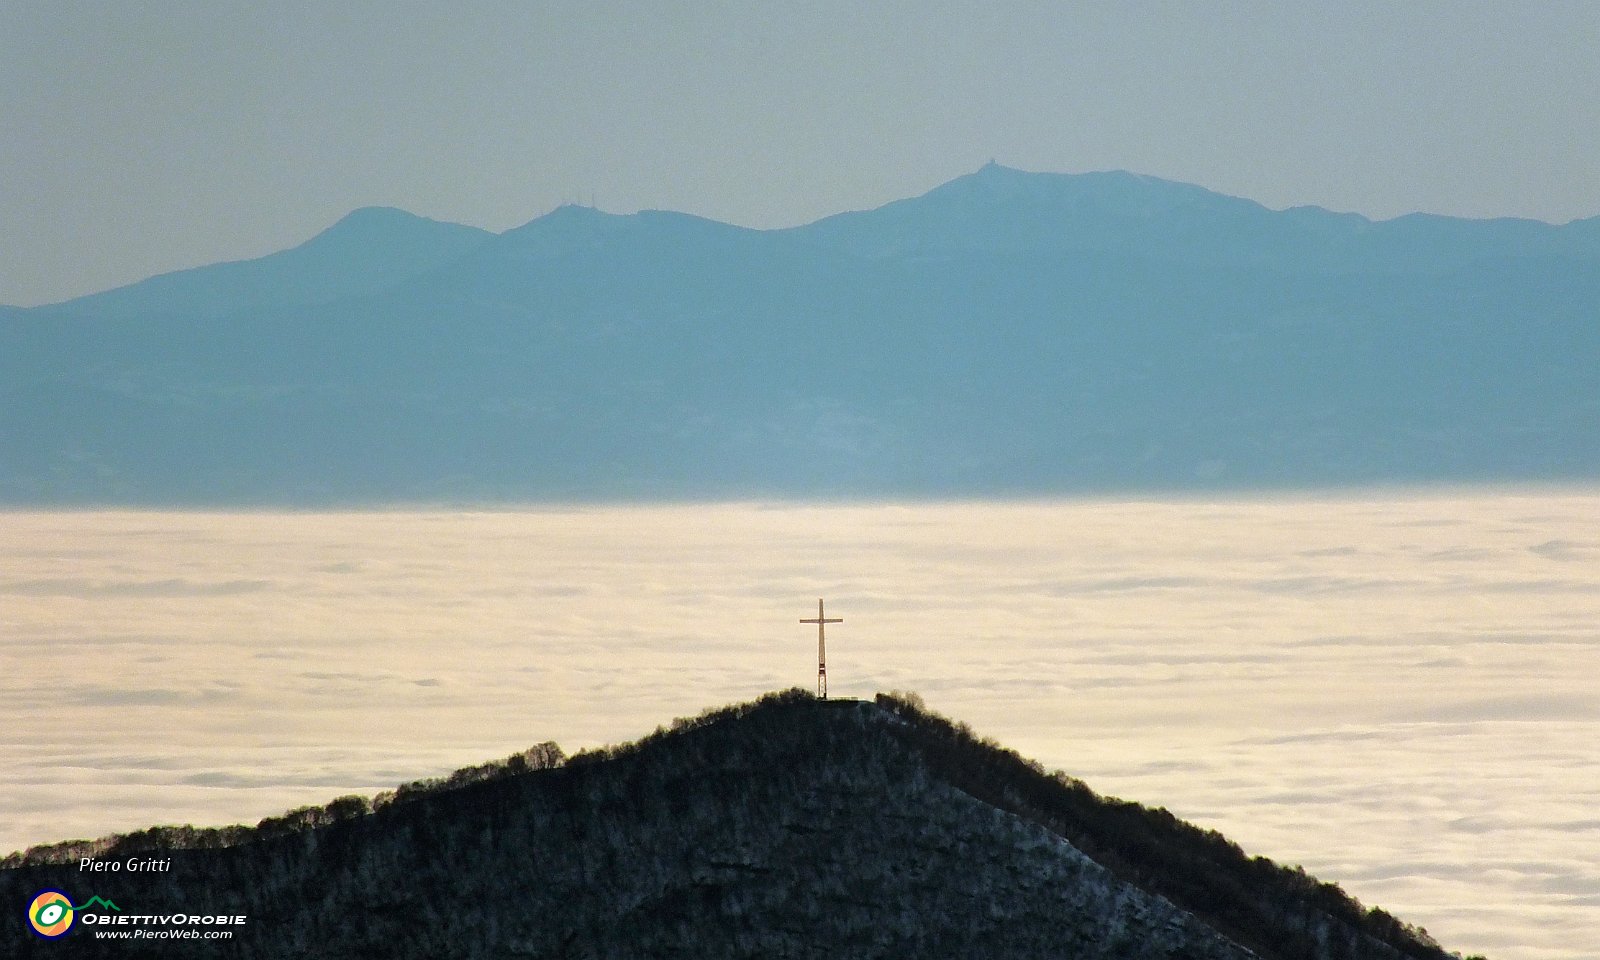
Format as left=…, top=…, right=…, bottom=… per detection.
left=2, top=693, right=1459, bottom=959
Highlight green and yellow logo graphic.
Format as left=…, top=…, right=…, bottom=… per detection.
left=27, top=890, right=74, bottom=939
left=26, top=890, right=120, bottom=939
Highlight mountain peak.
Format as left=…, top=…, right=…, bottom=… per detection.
left=932, top=163, right=1256, bottom=218
left=323, top=205, right=435, bottom=234
left=501, top=202, right=623, bottom=236
left=309, top=206, right=487, bottom=249
left=797, top=163, right=1270, bottom=263
left=30, top=207, right=492, bottom=319
left=937, top=159, right=1059, bottom=194
left=334, top=204, right=424, bottom=224
left=970, top=157, right=1030, bottom=177
left=496, top=203, right=757, bottom=255
left=543, top=201, right=613, bottom=220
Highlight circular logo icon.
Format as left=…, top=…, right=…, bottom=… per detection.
left=28, top=890, right=74, bottom=939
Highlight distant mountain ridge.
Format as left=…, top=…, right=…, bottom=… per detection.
left=2, top=164, right=1595, bottom=503
left=0, top=691, right=1474, bottom=959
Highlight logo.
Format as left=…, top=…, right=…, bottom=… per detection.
left=28, top=890, right=74, bottom=939
left=26, top=890, right=120, bottom=939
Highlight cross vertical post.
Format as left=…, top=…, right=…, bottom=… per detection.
left=800, top=598, right=842, bottom=699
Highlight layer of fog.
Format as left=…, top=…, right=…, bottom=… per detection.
left=3, top=492, right=1596, bottom=958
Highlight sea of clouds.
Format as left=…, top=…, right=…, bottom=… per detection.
left=3, top=492, right=1596, bottom=958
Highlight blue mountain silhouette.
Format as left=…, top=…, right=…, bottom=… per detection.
left=2, top=166, right=1595, bottom=503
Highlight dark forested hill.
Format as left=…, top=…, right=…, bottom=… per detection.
left=2, top=164, right=1596, bottom=503
left=3, top=692, right=1472, bottom=959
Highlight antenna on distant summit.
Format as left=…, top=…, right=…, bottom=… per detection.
left=800, top=599, right=842, bottom=699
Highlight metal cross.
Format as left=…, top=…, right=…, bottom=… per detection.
left=800, top=598, right=842, bottom=699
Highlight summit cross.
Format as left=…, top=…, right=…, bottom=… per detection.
left=800, top=598, right=842, bottom=699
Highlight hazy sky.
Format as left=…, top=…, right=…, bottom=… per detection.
left=4, top=1, right=1599, bottom=306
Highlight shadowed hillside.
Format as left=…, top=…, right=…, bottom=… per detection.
left=3, top=692, right=1477, bottom=959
